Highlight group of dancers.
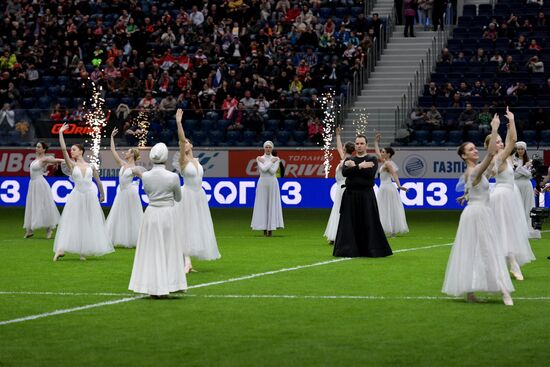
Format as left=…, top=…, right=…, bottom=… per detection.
left=21, top=107, right=542, bottom=302
left=23, top=109, right=221, bottom=297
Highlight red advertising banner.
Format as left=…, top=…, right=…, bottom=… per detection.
left=0, top=149, right=63, bottom=176
left=228, top=150, right=343, bottom=178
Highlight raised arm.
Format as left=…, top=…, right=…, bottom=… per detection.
left=131, top=166, right=143, bottom=179
left=110, top=128, right=125, bottom=167
left=472, top=114, right=500, bottom=185
left=58, top=123, right=74, bottom=169
left=175, top=108, right=191, bottom=169
left=42, top=157, right=65, bottom=165
left=92, top=166, right=105, bottom=202
left=335, top=127, right=345, bottom=160
left=373, top=133, right=383, bottom=162
left=498, top=106, right=518, bottom=160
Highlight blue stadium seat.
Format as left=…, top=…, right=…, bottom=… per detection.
left=446, top=130, right=464, bottom=146
left=540, top=130, right=550, bottom=143
left=191, top=130, right=207, bottom=146
left=200, top=119, right=215, bottom=132
left=410, top=130, right=430, bottom=146
left=283, top=119, right=297, bottom=132
left=105, top=98, right=119, bottom=109
left=225, top=130, right=242, bottom=146
left=217, top=119, right=232, bottom=131
left=208, top=130, right=224, bottom=146
left=463, top=5, right=477, bottom=17
left=431, top=130, right=447, bottom=145
left=37, top=96, right=51, bottom=109
left=276, top=131, right=291, bottom=146
left=522, top=130, right=537, bottom=145
left=120, top=97, right=134, bottom=108
left=242, top=130, right=257, bottom=146
left=293, top=130, right=307, bottom=145
left=478, top=4, right=493, bottom=17
left=265, top=119, right=280, bottom=132
left=184, top=119, right=198, bottom=131
left=466, top=130, right=482, bottom=145
left=260, top=130, right=274, bottom=143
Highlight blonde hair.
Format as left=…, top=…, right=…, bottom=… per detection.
left=130, top=148, right=140, bottom=161
left=484, top=134, right=491, bottom=149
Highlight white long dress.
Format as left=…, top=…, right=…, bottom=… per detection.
left=251, top=155, right=284, bottom=231
left=174, top=160, right=220, bottom=260
left=53, top=166, right=114, bottom=256
left=513, top=158, right=541, bottom=239
left=490, top=159, right=536, bottom=266
left=376, top=161, right=409, bottom=235
left=24, top=159, right=61, bottom=231
left=442, top=174, right=514, bottom=296
left=129, top=164, right=187, bottom=296
left=105, top=167, right=143, bottom=248
left=324, top=162, right=345, bottom=242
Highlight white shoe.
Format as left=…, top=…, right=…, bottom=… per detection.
left=502, top=291, right=514, bottom=306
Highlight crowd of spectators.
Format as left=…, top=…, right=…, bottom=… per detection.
left=0, top=0, right=384, bottom=146
left=402, top=1, right=550, bottom=146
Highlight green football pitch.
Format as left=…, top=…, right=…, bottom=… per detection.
left=0, top=207, right=549, bottom=366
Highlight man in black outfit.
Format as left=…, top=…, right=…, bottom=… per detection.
left=333, top=135, right=393, bottom=258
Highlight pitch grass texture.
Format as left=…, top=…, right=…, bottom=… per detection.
left=0, top=207, right=549, bottom=366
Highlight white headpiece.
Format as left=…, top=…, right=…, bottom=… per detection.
left=263, top=140, right=274, bottom=149
left=150, top=143, right=168, bottom=164
left=515, top=141, right=527, bottom=150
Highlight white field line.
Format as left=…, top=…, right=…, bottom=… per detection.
left=0, top=241, right=512, bottom=326
left=184, top=294, right=550, bottom=301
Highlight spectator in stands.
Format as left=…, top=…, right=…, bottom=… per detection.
left=454, top=51, right=468, bottom=64
left=0, top=49, right=17, bottom=69
left=528, top=39, right=543, bottom=52
left=159, top=95, right=177, bottom=120
left=25, top=64, right=40, bottom=86
left=410, top=107, right=427, bottom=129
left=458, top=103, right=478, bottom=131
left=490, top=81, right=503, bottom=98
left=426, top=105, right=443, bottom=129
left=528, top=107, right=549, bottom=135
left=418, top=0, right=433, bottom=31
left=426, top=81, right=440, bottom=102
left=449, top=92, right=464, bottom=108
left=457, top=82, right=471, bottom=97
left=0, top=103, right=15, bottom=132
left=1, top=82, right=19, bottom=105
left=243, top=104, right=265, bottom=135
left=439, top=48, right=453, bottom=64
left=513, top=35, right=527, bottom=51
left=500, top=55, right=518, bottom=73
left=228, top=102, right=246, bottom=131
left=478, top=105, right=492, bottom=135
left=506, top=13, right=520, bottom=35
left=403, top=0, right=416, bottom=37
left=441, top=82, right=455, bottom=98
left=240, top=90, right=256, bottom=110
left=256, top=94, right=270, bottom=119
left=482, top=22, right=498, bottom=41
left=139, top=92, right=157, bottom=111
left=526, top=56, right=544, bottom=73
left=470, top=48, right=488, bottom=64
left=490, top=50, right=505, bottom=67
left=536, top=11, right=547, bottom=27
left=187, top=94, right=204, bottom=119
left=289, top=75, right=303, bottom=94
left=540, top=78, right=550, bottom=96
left=471, top=80, right=488, bottom=97
left=308, top=116, right=323, bottom=145
left=432, top=0, right=446, bottom=31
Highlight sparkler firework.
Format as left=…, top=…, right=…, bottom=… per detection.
left=83, top=82, right=107, bottom=170
left=320, top=92, right=336, bottom=179
left=352, top=108, right=369, bottom=135
left=134, top=110, right=151, bottom=148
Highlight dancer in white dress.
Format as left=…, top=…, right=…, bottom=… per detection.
left=129, top=143, right=187, bottom=297
left=174, top=109, right=220, bottom=273
left=324, top=127, right=355, bottom=243
left=513, top=141, right=541, bottom=239
left=442, top=113, right=514, bottom=305
left=374, top=134, right=409, bottom=236
left=485, top=108, right=535, bottom=281
left=23, top=141, right=64, bottom=239
left=53, top=123, right=113, bottom=261
left=105, top=128, right=143, bottom=248
left=251, top=140, right=284, bottom=236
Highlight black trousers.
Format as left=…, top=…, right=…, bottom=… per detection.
left=404, top=16, right=415, bottom=37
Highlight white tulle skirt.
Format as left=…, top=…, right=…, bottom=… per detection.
left=251, top=176, right=284, bottom=231
left=106, top=185, right=143, bottom=248
left=129, top=205, right=187, bottom=296
left=442, top=203, right=514, bottom=296
left=24, top=177, right=60, bottom=231
left=324, top=186, right=344, bottom=242
left=174, top=187, right=220, bottom=260
left=490, top=184, right=536, bottom=266
left=376, top=183, right=409, bottom=235
left=515, top=178, right=541, bottom=239
left=53, top=188, right=114, bottom=256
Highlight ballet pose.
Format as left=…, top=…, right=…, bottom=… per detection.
left=251, top=140, right=284, bottom=237
left=129, top=143, right=187, bottom=297
left=53, top=123, right=113, bottom=261
left=105, top=128, right=143, bottom=248
left=486, top=108, right=535, bottom=280
left=374, top=133, right=409, bottom=236
left=442, top=113, right=514, bottom=305
left=513, top=141, right=541, bottom=239
left=324, top=127, right=355, bottom=244
left=23, top=141, right=64, bottom=239
left=174, top=109, right=220, bottom=273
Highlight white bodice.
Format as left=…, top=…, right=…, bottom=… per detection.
left=71, top=165, right=95, bottom=193
left=118, top=167, right=134, bottom=189
left=182, top=160, right=204, bottom=191
left=467, top=174, right=491, bottom=206
left=495, top=159, right=515, bottom=187
left=378, top=161, right=396, bottom=185
left=29, top=159, right=46, bottom=180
